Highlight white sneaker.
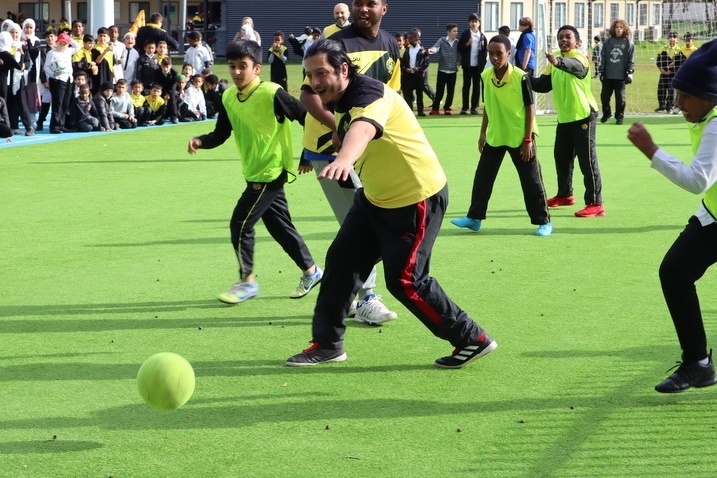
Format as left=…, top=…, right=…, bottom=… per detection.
left=347, top=300, right=358, bottom=318
left=290, top=266, right=323, bottom=299
left=353, top=294, right=397, bottom=325
left=218, top=281, right=259, bottom=304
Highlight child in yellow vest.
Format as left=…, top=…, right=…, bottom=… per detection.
left=531, top=25, right=604, bottom=218
left=187, top=39, right=322, bottom=304
left=628, top=39, right=717, bottom=393
left=452, top=35, right=551, bottom=236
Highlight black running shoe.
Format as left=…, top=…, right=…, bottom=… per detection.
left=286, top=341, right=347, bottom=367
left=435, top=333, right=497, bottom=369
left=655, top=353, right=717, bottom=393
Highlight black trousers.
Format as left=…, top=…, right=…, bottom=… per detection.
left=657, top=74, right=674, bottom=109
left=461, top=65, right=482, bottom=110
left=312, top=185, right=486, bottom=350
left=431, top=71, right=457, bottom=111
left=0, top=124, right=12, bottom=138
left=467, top=143, right=550, bottom=225
left=49, top=78, right=72, bottom=130
left=600, top=79, right=626, bottom=120
left=229, top=172, right=314, bottom=279
left=553, top=112, right=602, bottom=205
left=402, top=73, right=427, bottom=113
left=660, top=216, right=717, bottom=362
left=6, top=86, right=32, bottom=130
left=134, top=105, right=150, bottom=125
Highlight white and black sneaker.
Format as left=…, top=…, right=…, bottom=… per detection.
left=353, top=294, right=397, bottom=325
left=435, top=333, right=497, bottom=369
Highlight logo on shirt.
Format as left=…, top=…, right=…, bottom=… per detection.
left=386, top=57, right=395, bottom=75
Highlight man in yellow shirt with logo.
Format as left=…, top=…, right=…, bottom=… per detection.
left=286, top=39, right=497, bottom=368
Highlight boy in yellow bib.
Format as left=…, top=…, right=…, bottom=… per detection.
left=451, top=35, right=551, bottom=236
left=188, top=40, right=322, bottom=305
left=628, top=40, right=717, bottom=393
left=531, top=25, right=604, bottom=218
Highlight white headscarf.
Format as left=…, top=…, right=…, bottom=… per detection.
left=1, top=19, right=13, bottom=32
left=22, top=18, right=39, bottom=43
left=0, top=30, right=11, bottom=52
left=5, top=25, right=24, bottom=94
left=7, top=22, right=22, bottom=45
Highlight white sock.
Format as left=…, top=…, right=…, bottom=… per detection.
left=699, top=357, right=710, bottom=366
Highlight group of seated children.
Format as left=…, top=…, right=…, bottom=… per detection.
left=62, top=66, right=225, bottom=132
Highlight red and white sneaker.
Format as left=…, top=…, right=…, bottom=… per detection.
left=547, top=195, right=575, bottom=208
left=574, top=203, right=605, bottom=217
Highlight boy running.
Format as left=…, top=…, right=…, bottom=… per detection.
left=188, top=40, right=322, bottom=304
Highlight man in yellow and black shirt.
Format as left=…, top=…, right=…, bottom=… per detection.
left=297, top=0, right=401, bottom=325
left=321, top=3, right=351, bottom=39
left=286, top=39, right=497, bottom=368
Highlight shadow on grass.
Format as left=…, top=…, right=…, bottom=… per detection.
left=1, top=374, right=713, bottom=435
left=0, top=313, right=309, bottom=334
left=182, top=215, right=340, bottom=224
left=0, top=439, right=104, bottom=455
left=0, top=357, right=433, bottom=382
left=86, top=230, right=339, bottom=247
left=0, top=300, right=223, bottom=318
left=440, top=223, right=681, bottom=236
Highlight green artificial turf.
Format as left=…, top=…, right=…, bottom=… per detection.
left=2, top=113, right=717, bottom=477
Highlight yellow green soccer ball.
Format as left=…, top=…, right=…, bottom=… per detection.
left=137, top=352, right=195, bottom=410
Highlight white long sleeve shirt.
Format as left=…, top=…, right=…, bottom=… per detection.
left=43, top=48, right=73, bottom=82
left=185, top=85, right=206, bottom=116
left=651, top=117, right=717, bottom=225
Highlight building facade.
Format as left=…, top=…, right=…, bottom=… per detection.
left=0, top=0, right=689, bottom=56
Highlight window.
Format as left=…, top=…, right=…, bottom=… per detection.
left=19, top=2, right=49, bottom=22
left=129, top=2, right=150, bottom=22
left=610, top=3, right=620, bottom=23
left=652, top=4, right=660, bottom=26
left=484, top=2, right=499, bottom=31
left=574, top=2, right=585, bottom=28
left=594, top=3, right=604, bottom=28
left=510, top=2, right=524, bottom=30
left=639, top=3, right=648, bottom=26
left=627, top=3, right=635, bottom=26
left=555, top=2, right=567, bottom=28
left=76, top=2, right=88, bottom=23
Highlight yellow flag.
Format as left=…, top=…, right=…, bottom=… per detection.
left=129, top=10, right=145, bottom=35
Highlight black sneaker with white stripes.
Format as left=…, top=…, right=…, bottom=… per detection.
left=434, top=333, right=497, bottom=369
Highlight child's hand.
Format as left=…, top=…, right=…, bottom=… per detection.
left=188, top=137, right=202, bottom=153
left=298, top=163, right=313, bottom=174
left=519, top=142, right=533, bottom=162
left=627, top=122, right=659, bottom=159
